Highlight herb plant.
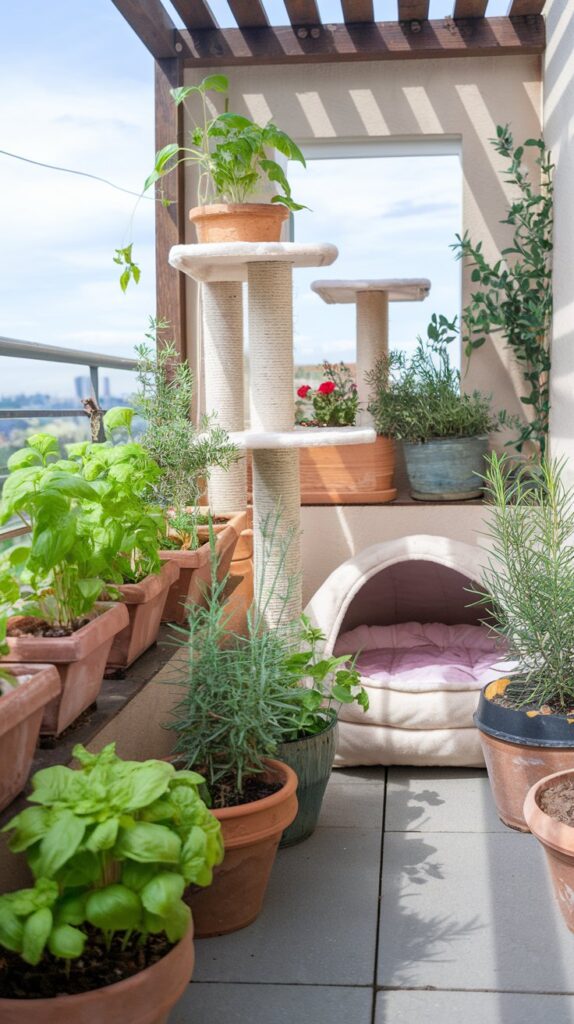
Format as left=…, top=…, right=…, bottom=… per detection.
left=367, top=315, right=504, bottom=444
left=0, top=743, right=223, bottom=971
left=452, top=126, right=553, bottom=457
left=475, top=455, right=574, bottom=712
left=296, top=362, right=359, bottom=427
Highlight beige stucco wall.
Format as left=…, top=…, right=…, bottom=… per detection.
left=544, top=0, right=574, bottom=479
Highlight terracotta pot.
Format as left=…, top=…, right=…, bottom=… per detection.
left=277, top=711, right=338, bottom=847
left=160, top=513, right=243, bottom=626
left=475, top=678, right=574, bottom=831
left=105, top=562, right=179, bottom=672
left=524, top=769, right=574, bottom=931
left=299, top=435, right=396, bottom=504
left=0, top=924, right=195, bottom=1024
left=2, top=603, right=129, bottom=737
left=189, top=203, right=288, bottom=244
left=186, top=759, right=298, bottom=937
left=0, top=664, right=61, bottom=811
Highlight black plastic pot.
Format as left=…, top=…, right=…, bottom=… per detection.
left=475, top=681, right=574, bottom=747
left=277, top=710, right=338, bottom=847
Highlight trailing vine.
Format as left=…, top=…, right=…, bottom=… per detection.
left=452, top=125, right=553, bottom=458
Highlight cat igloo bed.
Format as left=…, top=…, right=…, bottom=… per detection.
left=305, top=535, right=510, bottom=767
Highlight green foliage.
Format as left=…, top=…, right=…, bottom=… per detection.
left=0, top=560, right=21, bottom=689
left=132, top=321, right=238, bottom=528
left=0, top=743, right=222, bottom=966
left=296, top=362, right=359, bottom=427
left=113, top=244, right=140, bottom=293
left=475, top=455, right=574, bottom=711
left=367, top=314, right=504, bottom=444
left=452, top=126, right=553, bottom=457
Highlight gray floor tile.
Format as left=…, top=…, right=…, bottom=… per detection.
left=386, top=767, right=506, bottom=833
left=329, top=766, right=386, bottom=785
left=172, top=983, right=373, bottom=1023
left=194, top=827, right=380, bottom=985
left=376, top=990, right=574, bottom=1024
left=318, top=781, right=385, bottom=829
left=378, top=831, right=573, bottom=992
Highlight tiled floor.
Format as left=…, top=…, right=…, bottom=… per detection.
left=170, top=767, right=574, bottom=1023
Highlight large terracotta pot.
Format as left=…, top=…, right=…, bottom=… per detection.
left=475, top=677, right=574, bottom=831
left=2, top=603, right=129, bottom=737
left=403, top=435, right=488, bottom=501
left=105, top=562, right=179, bottom=672
left=160, top=512, right=243, bottom=626
left=189, top=203, right=288, bottom=244
left=524, top=769, right=574, bottom=932
left=0, top=924, right=195, bottom=1024
left=186, top=759, right=298, bottom=937
left=277, top=711, right=338, bottom=847
left=0, top=664, right=61, bottom=812
left=299, top=435, right=396, bottom=504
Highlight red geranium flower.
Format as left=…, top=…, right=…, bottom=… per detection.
left=317, top=381, right=336, bottom=395
left=297, top=384, right=311, bottom=398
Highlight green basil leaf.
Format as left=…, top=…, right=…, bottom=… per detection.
left=85, top=885, right=142, bottom=932
left=0, top=903, right=24, bottom=953
left=141, top=872, right=185, bottom=916
left=115, top=822, right=182, bottom=864
left=85, top=818, right=119, bottom=853
left=22, top=907, right=52, bottom=966
left=4, top=806, right=50, bottom=851
left=48, top=923, right=86, bottom=960
left=34, top=810, right=85, bottom=878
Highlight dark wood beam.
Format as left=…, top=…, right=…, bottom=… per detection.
left=453, top=0, right=488, bottom=15
left=341, top=0, right=374, bottom=23
left=507, top=0, right=545, bottom=13
left=284, top=1, right=322, bottom=26
left=170, top=0, right=218, bottom=31
left=109, top=0, right=183, bottom=58
left=227, top=0, right=269, bottom=28
left=154, top=59, right=187, bottom=361
left=398, top=0, right=430, bottom=18
left=181, top=16, right=545, bottom=65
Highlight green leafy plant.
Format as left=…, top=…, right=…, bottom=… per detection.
left=367, top=314, right=504, bottom=444
left=296, top=362, right=359, bottom=427
left=0, top=743, right=222, bottom=970
left=452, top=126, right=553, bottom=457
left=474, top=455, right=574, bottom=712
left=0, top=561, right=20, bottom=690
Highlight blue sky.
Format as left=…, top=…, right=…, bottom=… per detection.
left=0, top=0, right=510, bottom=395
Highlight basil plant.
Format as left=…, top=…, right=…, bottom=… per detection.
left=0, top=743, right=223, bottom=966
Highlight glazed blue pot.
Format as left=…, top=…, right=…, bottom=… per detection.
left=403, top=435, right=488, bottom=500
left=277, top=711, right=338, bottom=847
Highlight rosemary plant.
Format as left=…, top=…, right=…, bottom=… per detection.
left=476, top=455, right=574, bottom=711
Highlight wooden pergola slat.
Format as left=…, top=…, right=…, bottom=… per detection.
left=109, top=0, right=182, bottom=58
left=398, top=0, right=430, bottom=19
left=453, top=0, right=488, bottom=16
left=227, top=0, right=269, bottom=28
left=284, top=0, right=322, bottom=27
left=169, top=0, right=218, bottom=31
left=341, top=0, right=375, bottom=23
left=508, top=0, right=545, bottom=13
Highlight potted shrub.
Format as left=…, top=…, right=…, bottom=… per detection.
left=132, top=330, right=243, bottom=625
left=524, top=769, right=574, bottom=931
left=0, top=742, right=222, bottom=1021
left=367, top=314, right=504, bottom=500
left=474, top=456, right=574, bottom=831
left=115, top=76, right=307, bottom=286
left=295, top=361, right=396, bottom=504
left=0, top=433, right=129, bottom=736
left=276, top=613, right=368, bottom=847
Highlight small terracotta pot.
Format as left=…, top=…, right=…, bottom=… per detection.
left=160, top=513, right=243, bottom=626
left=105, top=562, right=179, bottom=672
left=299, top=435, right=396, bottom=504
left=524, top=769, right=574, bottom=931
left=475, top=678, right=574, bottom=831
left=0, top=924, right=195, bottom=1024
left=2, top=603, right=129, bottom=737
left=0, top=664, right=61, bottom=811
left=186, top=758, right=298, bottom=937
left=189, top=203, right=288, bottom=244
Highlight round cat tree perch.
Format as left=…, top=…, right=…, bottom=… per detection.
left=170, top=241, right=378, bottom=628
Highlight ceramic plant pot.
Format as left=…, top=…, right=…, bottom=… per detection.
left=160, top=513, right=242, bottom=626
left=300, top=435, right=396, bottom=505
left=475, top=678, right=574, bottom=831
left=105, top=562, right=179, bottom=672
left=189, top=203, right=288, bottom=244
left=0, top=664, right=61, bottom=812
left=277, top=711, right=338, bottom=847
left=2, top=603, right=129, bottom=737
left=186, top=759, right=298, bottom=937
left=0, top=924, right=195, bottom=1024
left=524, top=769, right=574, bottom=932
left=403, top=435, right=488, bottom=500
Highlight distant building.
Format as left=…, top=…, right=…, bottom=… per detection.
left=74, top=376, right=111, bottom=402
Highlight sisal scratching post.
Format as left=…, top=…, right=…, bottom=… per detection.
left=248, top=262, right=302, bottom=627
left=202, top=280, right=246, bottom=514
left=356, top=290, right=388, bottom=425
